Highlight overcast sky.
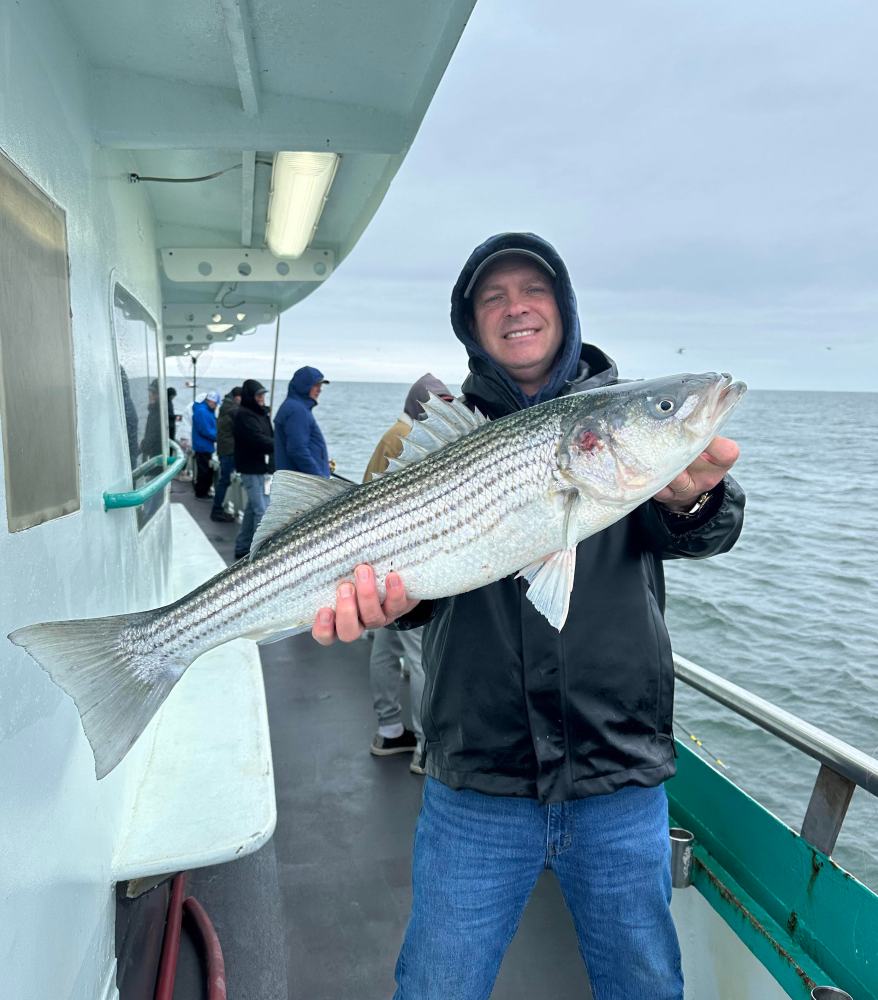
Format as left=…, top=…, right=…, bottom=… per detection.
left=205, top=0, right=878, bottom=392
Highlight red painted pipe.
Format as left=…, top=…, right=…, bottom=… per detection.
left=183, top=896, right=228, bottom=1000
left=154, top=872, right=187, bottom=1000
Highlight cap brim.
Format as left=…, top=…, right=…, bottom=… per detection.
left=463, top=249, right=557, bottom=299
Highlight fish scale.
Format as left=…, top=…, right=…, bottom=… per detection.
left=8, top=372, right=745, bottom=777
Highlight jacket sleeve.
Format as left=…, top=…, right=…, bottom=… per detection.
left=634, top=475, right=745, bottom=560
left=388, top=600, right=440, bottom=631
left=362, top=425, right=404, bottom=483
left=281, top=408, right=324, bottom=475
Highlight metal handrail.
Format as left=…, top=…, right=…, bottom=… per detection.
left=103, top=439, right=187, bottom=510
left=674, top=653, right=878, bottom=855
left=674, top=655, right=878, bottom=796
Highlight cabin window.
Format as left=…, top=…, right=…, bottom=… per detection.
left=0, top=151, right=80, bottom=532
left=112, top=285, right=166, bottom=528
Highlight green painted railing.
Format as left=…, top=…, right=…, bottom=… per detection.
left=103, top=440, right=186, bottom=510
left=669, top=654, right=878, bottom=999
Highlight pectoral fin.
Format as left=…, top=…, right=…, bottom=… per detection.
left=516, top=547, right=577, bottom=631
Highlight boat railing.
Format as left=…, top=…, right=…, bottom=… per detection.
left=673, top=654, right=878, bottom=856
left=104, top=440, right=187, bottom=510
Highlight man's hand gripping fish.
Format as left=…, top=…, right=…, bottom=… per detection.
left=9, top=372, right=745, bottom=778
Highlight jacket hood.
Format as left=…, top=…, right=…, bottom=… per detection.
left=288, top=366, right=326, bottom=399
left=450, top=232, right=612, bottom=410
left=403, top=373, right=453, bottom=420
left=241, top=378, right=268, bottom=413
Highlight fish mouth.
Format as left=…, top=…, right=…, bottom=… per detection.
left=682, top=372, right=746, bottom=441
left=713, top=372, right=747, bottom=421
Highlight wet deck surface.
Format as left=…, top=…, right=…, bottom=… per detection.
left=171, top=482, right=592, bottom=999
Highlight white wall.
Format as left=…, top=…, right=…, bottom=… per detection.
left=0, top=1, right=172, bottom=996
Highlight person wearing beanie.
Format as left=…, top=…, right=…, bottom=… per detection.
left=363, top=374, right=455, bottom=775
left=211, top=386, right=243, bottom=522
left=232, top=380, right=275, bottom=559
left=312, top=233, right=746, bottom=999
left=273, top=365, right=331, bottom=477
left=191, top=388, right=221, bottom=499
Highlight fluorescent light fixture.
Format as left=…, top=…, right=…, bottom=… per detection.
left=206, top=323, right=234, bottom=333
left=266, top=151, right=339, bottom=258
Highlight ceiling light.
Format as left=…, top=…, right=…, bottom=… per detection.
left=211, top=312, right=223, bottom=323
left=236, top=312, right=246, bottom=322
left=265, top=151, right=339, bottom=258
left=206, top=323, right=234, bottom=333
left=226, top=335, right=235, bottom=341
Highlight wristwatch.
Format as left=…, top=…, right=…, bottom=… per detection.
left=675, top=490, right=714, bottom=517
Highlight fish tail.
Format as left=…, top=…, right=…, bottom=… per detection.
left=8, top=610, right=190, bottom=779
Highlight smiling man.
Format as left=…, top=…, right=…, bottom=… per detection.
left=464, top=250, right=563, bottom=394
left=313, top=233, right=746, bottom=1000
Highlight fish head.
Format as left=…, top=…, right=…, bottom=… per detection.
left=557, top=372, right=746, bottom=505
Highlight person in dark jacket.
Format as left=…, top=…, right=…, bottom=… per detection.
left=166, top=387, right=177, bottom=443
left=232, top=379, right=275, bottom=559
left=211, top=386, right=242, bottom=523
left=191, top=390, right=220, bottom=498
left=273, top=366, right=331, bottom=476
left=312, top=234, right=745, bottom=1000
left=139, top=379, right=163, bottom=460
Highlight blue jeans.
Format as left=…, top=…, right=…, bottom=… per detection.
left=394, top=779, right=682, bottom=1000
left=234, top=473, right=269, bottom=556
left=211, top=454, right=236, bottom=514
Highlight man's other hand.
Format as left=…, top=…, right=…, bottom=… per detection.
left=311, top=564, right=420, bottom=645
left=653, top=436, right=740, bottom=513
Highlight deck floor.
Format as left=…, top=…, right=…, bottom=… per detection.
left=171, top=483, right=592, bottom=999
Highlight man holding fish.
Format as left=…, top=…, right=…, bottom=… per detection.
left=312, top=233, right=745, bottom=1000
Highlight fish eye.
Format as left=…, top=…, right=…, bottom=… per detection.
left=656, top=398, right=675, bottom=415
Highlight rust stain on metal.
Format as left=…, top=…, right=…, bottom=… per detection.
left=787, top=910, right=799, bottom=935
left=693, top=857, right=816, bottom=991
left=808, top=851, right=824, bottom=895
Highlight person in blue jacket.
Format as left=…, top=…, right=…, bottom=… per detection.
left=191, top=389, right=221, bottom=498
left=274, top=366, right=331, bottom=476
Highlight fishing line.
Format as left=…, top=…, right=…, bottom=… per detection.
left=676, top=718, right=729, bottom=770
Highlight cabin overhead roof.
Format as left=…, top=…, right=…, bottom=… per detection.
left=57, top=0, right=475, bottom=350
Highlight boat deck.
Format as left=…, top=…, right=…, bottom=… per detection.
left=169, top=481, right=592, bottom=999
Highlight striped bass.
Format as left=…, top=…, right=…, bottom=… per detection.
left=8, top=371, right=745, bottom=778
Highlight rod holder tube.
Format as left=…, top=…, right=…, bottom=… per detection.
left=669, top=827, right=694, bottom=888
left=811, top=989, right=853, bottom=999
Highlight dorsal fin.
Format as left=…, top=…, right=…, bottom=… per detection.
left=248, top=471, right=353, bottom=558
left=384, top=394, right=488, bottom=473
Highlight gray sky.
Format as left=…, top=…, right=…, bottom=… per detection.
left=207, top=0, right=878, bottom=391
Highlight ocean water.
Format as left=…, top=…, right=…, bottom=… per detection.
left=171, top=377, right=878, bottom=889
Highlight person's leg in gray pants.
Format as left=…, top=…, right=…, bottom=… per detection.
left=369, top=626, right=425, bottom=769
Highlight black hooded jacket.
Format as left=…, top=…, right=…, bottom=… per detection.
left=405, top=233, right=745, bottom=803
left=233, top=380, right=275, bottom=475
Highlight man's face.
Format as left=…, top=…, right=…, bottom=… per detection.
left=469, top=259, right=563, bottom=395
left=255, top=391, right=267, bottom=407
left=206, top=398, right=218, bottom=411
left=308, top=382, right=323, bottom=400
